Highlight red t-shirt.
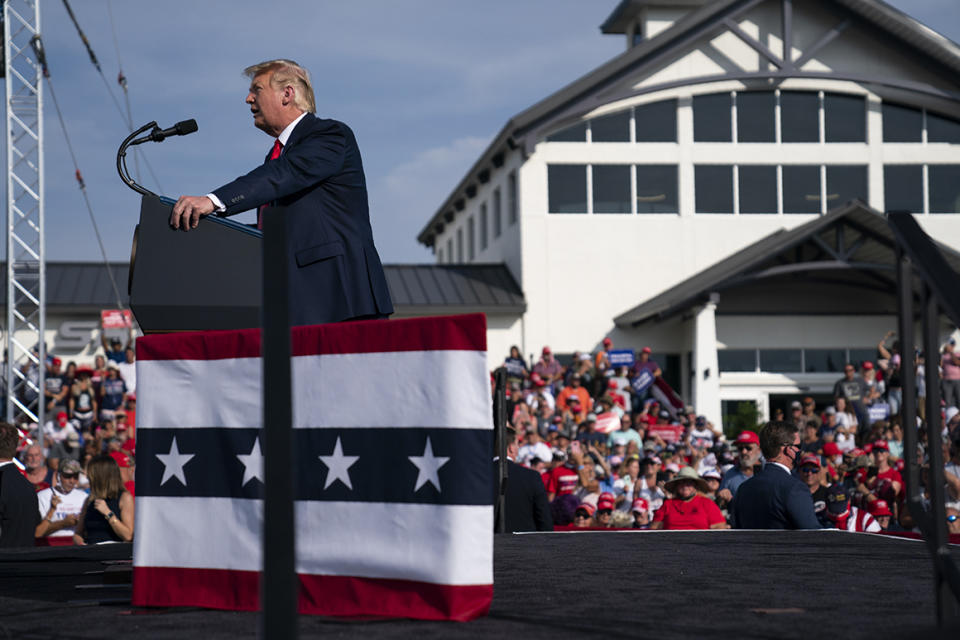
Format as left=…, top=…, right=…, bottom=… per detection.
left=653, top=495, right=725, bottom=530
left=545, top=465, right=579, bottom=497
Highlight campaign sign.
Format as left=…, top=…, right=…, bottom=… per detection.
left=868, top=403, right=891, bottom=422
left=594, top=412, right=621, bottom=434
left=101, top=309, right=132, bottom=329
left=608, top=349, right=635, bottom=368
left=647, top=423, right=685, bottom=444
left=631, top=370, right=655, bottom=395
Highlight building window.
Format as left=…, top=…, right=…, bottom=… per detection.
left=884, top=165, right=923, bottom=212
left=882, top=102, right=922, bottom=142
left=508, top=172, right=518, bottom=224
left=782, top=165, right=821, bottom=213
left=636, top=165, right=678, bottom=213
left=591, top=110, right=630, bottom=142
left=738, top=165, right=777, bottom=214
left=546, top=121, right=586, bottom=142
left=548, top=165, right=587, bottom=214
left=467, top=216, right=475, bottom=260
left=456, top=228, right=463, bottom=262
left=804, top=349, right=845, bottom=373
left=592, top=165, right=631, bottom=213
left=693, top=94, right=732, bottom=142
left=718, top=350, right=757, bottom=372
left=928, top=111, right=960, bottom=143
left=479, top=203, right=488, bottom=250
left=694, top=165, right=733, bottom=213
left=446, top=238, right=453, bottom=264
left=493, top=188, right=502, bottom=238
left=825, top=165, right=868, bottom=208
left=635, top=99, right=677, bottom=142
left=736, top=92, right=776, bottom=142
left=759, top=349, right=802, bottom=373
left=929, top=165, right=960, bottom=213
left=780, top=91, right=819, bottom=142
left=823, top=93, right=865, bottom=142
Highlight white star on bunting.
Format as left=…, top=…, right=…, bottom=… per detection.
left=156, top=437, right=195, bottom=486
left=408, top=437, right=449, bottom=492
left=318, top=436, right=359, bottom=490
left=236, top=437, right=263, bottom=486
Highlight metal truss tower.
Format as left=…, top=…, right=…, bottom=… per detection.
left=3, top=0, right=45, bottom=428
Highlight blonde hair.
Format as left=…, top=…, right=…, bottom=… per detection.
left=244, top=59, right=316, bottom=114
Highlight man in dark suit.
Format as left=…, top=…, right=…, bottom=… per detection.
left=494, top=429, right=552, bottom=533
left=0, top=422, right=40, bottom=547
left=731, top=421, right=822, bottom=530
left=170, top=59, right=393, bottom=326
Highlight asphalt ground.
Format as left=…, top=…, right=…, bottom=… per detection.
left=1, top=530, right=959, bottom=639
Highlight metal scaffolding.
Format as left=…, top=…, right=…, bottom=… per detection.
left=3, top=0, right=45, bottom=428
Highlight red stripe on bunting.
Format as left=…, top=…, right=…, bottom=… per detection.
left=136, top=313, right=487, bottom=361
left=132, top=567, right=492, bottom=621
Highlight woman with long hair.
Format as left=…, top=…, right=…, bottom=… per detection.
left=73, top=454, right=134, bottom=544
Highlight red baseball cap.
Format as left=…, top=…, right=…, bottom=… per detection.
left=641, top=347, right=652, bottom=354
left=735, top=430, right=760, bottom=445
left=602, top=337, right=612, bottom=346
left=577, top=503, right=596, bottom=517
left=871, top=440, right=889, bottom=452
left=863, top=361, right=874, bottom=370
left=542, top=346, right=551, bottom=355
left=598, top=497, right=616, bottom=511
left=869, top=499, right=893, bottom=517
left=799, top=453, right=821, bottom=468
left=822, top=442, right=842, bottom=457
left=631, top=497, right=649, bottom=513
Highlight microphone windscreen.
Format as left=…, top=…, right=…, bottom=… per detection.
left=176, top=119, right=199, bottom=135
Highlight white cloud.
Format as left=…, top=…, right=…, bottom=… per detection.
left=369, top=136, right=490, bottom=262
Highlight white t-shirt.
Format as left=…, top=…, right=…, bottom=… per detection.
left=37, top=485, right=88, bottom=537
left=517, top=441, right=552, bottom=466
left=117, top=361, right=137, bottom=394
left=43, top=421, right=78, bottom=446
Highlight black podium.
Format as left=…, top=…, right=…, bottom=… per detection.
left=128, top=195, right=263, bottom=332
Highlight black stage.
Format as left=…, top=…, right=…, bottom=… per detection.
left=1, top=531, right=958, bottom=639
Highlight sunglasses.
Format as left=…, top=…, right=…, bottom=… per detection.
left=799, top=467, right=819, bottom=473
left=60, top=473, right=79, bottom=479
left=948, top=515, right=959, bottom=523
left=574, top=511, right=591, bottom=519
left=736, top=444, right=755, bottom=450
left=597, top=509, right=612, bottom=515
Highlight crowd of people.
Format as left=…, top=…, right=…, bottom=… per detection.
left=499, top=334, right=960, bottom=536
left=0, top=327, right=137, bottom=548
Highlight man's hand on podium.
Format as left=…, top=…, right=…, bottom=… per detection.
left=170, top=195, right=215, bottom=230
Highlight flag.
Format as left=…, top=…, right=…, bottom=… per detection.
left=131, top=314, right=493, bottom=621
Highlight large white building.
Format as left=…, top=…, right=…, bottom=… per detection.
left=416, top=0, right=960, bottom=429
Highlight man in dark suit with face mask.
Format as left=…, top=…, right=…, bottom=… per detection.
left=731, top=421, right=822, bottom=530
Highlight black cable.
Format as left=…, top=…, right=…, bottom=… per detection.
left=60, top=0, right=164, bottom=194
left=41, top=58, right=126, bottom=310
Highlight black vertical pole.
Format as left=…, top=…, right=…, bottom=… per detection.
left=260, top=207, right=297, bottom=638
left=922, top=286, right=958, bottom=625
left=897, top=250, right=924, bottom=530
left=493, top=367, right=508, bottom=534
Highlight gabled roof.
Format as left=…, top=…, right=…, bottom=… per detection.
left=612, top=202, right=960, bottom=327
left=601, top=0, right=711, bottom=35
left=416, top=0, right=960, bottom=246
left=0, top=263, right=526, bottom=316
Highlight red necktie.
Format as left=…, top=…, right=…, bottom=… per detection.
left=257, top=139, right=284, bottom=230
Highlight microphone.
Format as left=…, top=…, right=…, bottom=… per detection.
left=129, top=119, right=198, bottom=145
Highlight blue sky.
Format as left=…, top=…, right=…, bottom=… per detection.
left=5, top=0, right=960, bottom=265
